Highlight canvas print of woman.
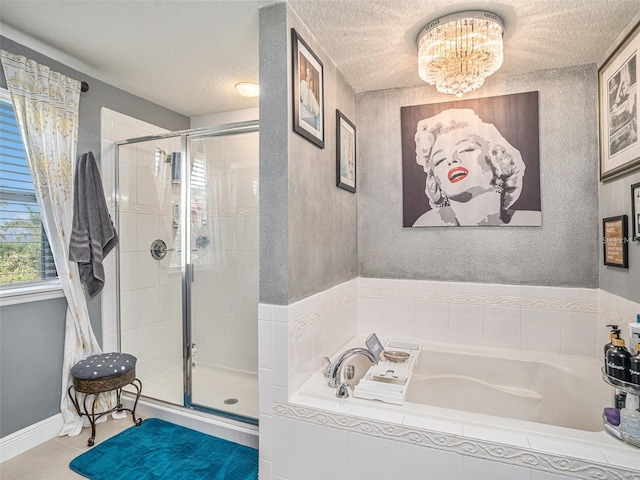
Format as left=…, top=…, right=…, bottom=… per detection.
left=402, top=93, right=542, bottom=227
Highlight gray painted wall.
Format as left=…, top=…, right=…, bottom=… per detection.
left=599, top=170, right=640, bottom=303
left=259, top=4, right=358, bottom=305
left=358, top=64, right=600, bottom=288
left=259, top=3, right=290, bottom=306
left=0, top=36, right=189, bottom=438
left=0, top=298, right=67, bottom=436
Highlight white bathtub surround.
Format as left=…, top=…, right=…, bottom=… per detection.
left=259, top=278, right=640, bottom=479
left=258, top=279, right=358, bottom=478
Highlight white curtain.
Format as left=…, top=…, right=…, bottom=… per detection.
left=0, top=50, right=106, bottom=436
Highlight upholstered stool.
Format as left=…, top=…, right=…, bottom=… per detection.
left=68, top=352, right=142, bottom=446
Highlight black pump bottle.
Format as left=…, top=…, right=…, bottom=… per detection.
left=606, top=337, right=631, bottom=382
left=604, top=324, right=620, bottom=356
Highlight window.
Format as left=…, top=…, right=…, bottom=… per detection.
left=0, top=88, right=57, bottom=288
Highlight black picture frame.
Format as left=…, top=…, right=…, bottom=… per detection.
left=603, top=215, right=629, bottom=268
left=336, top=110, right=356, bottom=192
left=291, top=28, right=324, bottom=148
left=632, top=182, right=640, bottom=241
left=598, top=21, right=640, bottom=181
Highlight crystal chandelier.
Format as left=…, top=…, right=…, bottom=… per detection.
left=417, top=11, right=505, bottom=97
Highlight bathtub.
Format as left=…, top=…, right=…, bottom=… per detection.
left=406, top=346, right=608, bottom=432
left=291, top=343, right=640, bottom=477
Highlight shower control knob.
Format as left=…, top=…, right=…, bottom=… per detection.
left=150, top=239, right=174, bottom=260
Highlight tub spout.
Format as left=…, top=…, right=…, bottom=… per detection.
left=327, top=348, right=377, bottom=397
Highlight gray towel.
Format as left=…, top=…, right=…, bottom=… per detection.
left=69, top=151, right=118, bottom=297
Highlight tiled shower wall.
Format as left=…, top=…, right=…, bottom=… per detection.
left=101, top=109, right=260, bottom=389
left=100, top=108, right=181, bottom=384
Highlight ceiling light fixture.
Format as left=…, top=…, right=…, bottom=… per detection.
left=416, top=10, right=504, bottom=97
left=235, top=82, right=259, bottom=97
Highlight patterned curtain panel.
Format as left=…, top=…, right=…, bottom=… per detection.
left=0, top=50, right=112, bottom=436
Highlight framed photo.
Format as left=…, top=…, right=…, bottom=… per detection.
left=632, top=182, right=640, bottom=241
left=291, top=28, right=324, bottom=148
left=603, top=215, right=629, bottom=268
left=401, top=91, right=541, bottom=227
left=336, top=110, right=356, bottom=192
left=599, top=21, right=640, bottom=181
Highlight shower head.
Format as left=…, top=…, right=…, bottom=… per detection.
left=154, top=147, right=171, bottom=163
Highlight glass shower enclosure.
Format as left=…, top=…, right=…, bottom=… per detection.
left=115, top=122, right=259, bottom=423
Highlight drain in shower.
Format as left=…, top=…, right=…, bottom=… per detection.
left=223, top=398, right=238, bottom=405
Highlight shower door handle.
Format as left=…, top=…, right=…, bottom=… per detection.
left=186, top=263, right=195, bottom=283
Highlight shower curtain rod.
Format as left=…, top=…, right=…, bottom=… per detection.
left=80, top=81, right=89, bottom=93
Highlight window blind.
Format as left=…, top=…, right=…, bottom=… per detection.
left=0, top=96, right=57, bottom=285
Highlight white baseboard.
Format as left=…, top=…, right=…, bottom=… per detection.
left=0, top=414, right=63, bottom=463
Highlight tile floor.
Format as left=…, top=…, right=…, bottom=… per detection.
left=1, top=416, right=136, bottom=480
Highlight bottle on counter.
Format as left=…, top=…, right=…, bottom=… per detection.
left=630, top=315, right=640, bottom=355
left=605, top=324, right=620, bottom=356
left=606, top=337, right=631, bottom=382
left=630, top=343, right=640, bottom=386
left=620, top=393, right=640, bottom=447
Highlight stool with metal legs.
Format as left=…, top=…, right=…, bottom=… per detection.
left=68, top=352, right=143, bottom=446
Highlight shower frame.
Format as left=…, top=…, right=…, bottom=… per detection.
left=113, top=120, right=259, bottom=425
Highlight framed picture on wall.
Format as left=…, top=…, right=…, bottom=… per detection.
left=632, top=182, right=640, bottom=241
left=598, top=21, right=640, bottom=181
left=336, top=110, right=356, bottom=192
left=400, top=91, right=541, bottom=227
left=603, top=215, right=629, bottom=268
left=291, top=28, right=324, bottom=148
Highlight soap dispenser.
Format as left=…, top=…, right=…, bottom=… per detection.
left=620, top=393, right=640, bottom=447
left=604, top=324, right=620, bottom=358
left=606, top=337, right=631, bottom=382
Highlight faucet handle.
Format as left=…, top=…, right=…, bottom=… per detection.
left=322, top=356, right=332, bottom=378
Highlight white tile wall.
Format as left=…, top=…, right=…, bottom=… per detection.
left=360, top=278, right=603, bottom=358
left=462, top=457, right=532, bottom=480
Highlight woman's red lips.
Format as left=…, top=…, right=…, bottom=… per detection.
left=448, top=167, right=469, bottom=183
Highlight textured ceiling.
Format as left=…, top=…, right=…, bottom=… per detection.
left=0, top=0, right=270, bottom=117
left=289, top=0, right=640, bottom=94
left=1, top=0, right=639, bottom=118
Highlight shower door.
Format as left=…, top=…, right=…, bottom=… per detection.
left=117, top=123, right=259, bottom=423
left=186, top=128, right=259, bottom=421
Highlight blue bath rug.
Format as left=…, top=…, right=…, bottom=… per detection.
left=69, top=418, right=258, bottom=480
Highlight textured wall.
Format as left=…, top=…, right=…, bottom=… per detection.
left=358, top=64, right=600, bottom=287
left=0, top=36, right=189, bottom=437
left=599, top=170, right=640, bottom=303
left=287, top=7, right=358, bottom=303
left=259, top=4, right=358, bottom=304
left=259, top=3, right=290, bottom=305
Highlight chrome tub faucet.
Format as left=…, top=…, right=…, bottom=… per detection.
left=323, top=348, right=377, bottom=398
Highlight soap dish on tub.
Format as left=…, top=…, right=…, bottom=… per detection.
left=382, top=351, right=410, bottom=363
